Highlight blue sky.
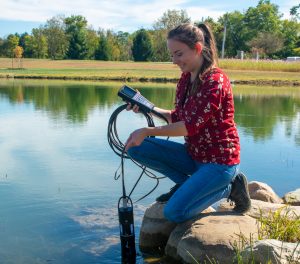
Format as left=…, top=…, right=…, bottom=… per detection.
left=0, top=0, right=298, bottom=37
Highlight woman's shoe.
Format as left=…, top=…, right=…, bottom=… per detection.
left=228, top=172, right=251, bottom=213
left=156, top=183, right=181, bottom=203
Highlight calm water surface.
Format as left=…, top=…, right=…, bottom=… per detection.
left=0, top=80, right=299, bottom=263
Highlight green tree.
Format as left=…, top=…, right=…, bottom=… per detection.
left=95, top=29, right=113, bottom=60
left=107, top=30, right=121, bottom=61
left=277, top=19, right=300, bottom=57
left=5, top=34, right=20, bottom=57
left=23, top=35, right=34, bottom=57
left=95, top=29, right=123, bottom=61
left=18, top=32, right=31, bottom=57
left=44, top=16, right=68, bottom=59
left=86, top=27, right=99, bottom=59
left=132, top=29, right=153, bottom=61
left=116, top=31, right=132, bottom=61
left=243, top=0, right=282, bottom=42
left=65, top=15, right=88, bottom=59
left=0, top=37, right=4, bottom=57
left=290, top=4, right=300, bottom=20
left=31, top=28, right=48, bottom=58
left=218, top=12, right=248, bottom=57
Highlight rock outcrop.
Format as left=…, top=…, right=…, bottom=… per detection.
left=283, top=188, right=300, bottom=206
left=139, top=203, right=214, bottom=253
left=248, top=181, right=283, bottom=203
left=139, top=183, right=300, bottom=263
left=241, top=239, right=300, bottom=264
left=218, top=199, right=300, bottom=219
left=165, top=212, right=258, bottom=264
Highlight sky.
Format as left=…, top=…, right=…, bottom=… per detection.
left=0, top=0, right=298, bottom=37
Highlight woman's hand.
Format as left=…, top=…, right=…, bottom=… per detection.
left=125, top=128, right=147, bottom=152
left=126, top=102, right=140, bottom=113
left=126, top=89, right=141, bottom=113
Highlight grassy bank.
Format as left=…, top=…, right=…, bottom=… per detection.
left=0, top=58, right=299, bottom=85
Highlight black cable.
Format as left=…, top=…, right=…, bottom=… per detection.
left=107, top=104, right=168, bottom=202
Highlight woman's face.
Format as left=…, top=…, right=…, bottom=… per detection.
left=167, top=39, right=202, bottom=74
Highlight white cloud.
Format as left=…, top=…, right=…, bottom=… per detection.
left=0, top=0, right=188, bottom=30
left=0, top=0, right=297, bottom=32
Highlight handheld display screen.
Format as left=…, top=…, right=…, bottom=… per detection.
left=123, top=86, right=136, bottom=98
left=118, top=85, right=154, bottom=112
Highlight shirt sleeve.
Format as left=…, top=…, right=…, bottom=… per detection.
left=183, top=72, right=225, bottom=136
left=170, top=109, right=179, bottom=123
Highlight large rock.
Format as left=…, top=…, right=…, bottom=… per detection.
left=218, top=199, right=300, bottom=219
left=139, top=202, right=215, bottom=254
left=165, top=212, right=258, bottom=264
left=241, top=239, right=300, bottom=264
left=248, top=181, right=283, bottom=203
left=283, top=188, right=300, bottom=206
left=139, top=202, right=176, bottom=254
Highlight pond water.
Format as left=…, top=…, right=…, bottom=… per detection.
left=0, top=79, right=299, bottom=264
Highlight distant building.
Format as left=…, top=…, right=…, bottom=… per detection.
left=286, top=57, right=300, bottom=61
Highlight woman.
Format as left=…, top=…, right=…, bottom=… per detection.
left=125, top=23, right=251, bottom=223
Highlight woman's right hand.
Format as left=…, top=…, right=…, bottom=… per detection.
left=126, top=89, right=140, bottom=113
left=126, top=102, right=140, bottom=113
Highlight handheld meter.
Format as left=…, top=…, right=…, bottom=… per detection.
left=118, top=85, right=155, bottom=113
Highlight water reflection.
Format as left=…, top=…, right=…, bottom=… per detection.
left=0, top=80, right=299, bottom=145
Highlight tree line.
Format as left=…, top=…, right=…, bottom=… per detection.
left=0, top=0, right=299, bottom=61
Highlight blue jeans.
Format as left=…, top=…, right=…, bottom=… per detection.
left=127, top=138, right=239, bottom=223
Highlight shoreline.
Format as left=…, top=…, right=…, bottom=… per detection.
left=1, top=75, right=299, bottom=86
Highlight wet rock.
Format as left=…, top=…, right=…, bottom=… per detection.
left=139, top=203, right=215, bottom=254
left=139, top=202, right=176, bottom=254
left=248, top=181, right=283, bottom=203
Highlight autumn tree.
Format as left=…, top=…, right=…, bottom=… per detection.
left=14, top=46, right=24, bottom=68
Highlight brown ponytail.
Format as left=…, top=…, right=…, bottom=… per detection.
left=168, top=23, right=219, bottom=94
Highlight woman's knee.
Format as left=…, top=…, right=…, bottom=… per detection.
left=163, top=203, right=185, bottom=223
left=126, top=145, right=142, bottom=160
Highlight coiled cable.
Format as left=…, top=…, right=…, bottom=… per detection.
left=107, top=104, right=169, bottom=202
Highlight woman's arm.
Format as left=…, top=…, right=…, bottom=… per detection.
left=125, top=121, right=187, bottom=151
left=144, top=121, right=187, bottom=137
left=152, top=106, right=172, bottom=124
left=127, top=103, right=173, bottom=124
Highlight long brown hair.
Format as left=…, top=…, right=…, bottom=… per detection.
left=167, top=23, right=219, bottom=94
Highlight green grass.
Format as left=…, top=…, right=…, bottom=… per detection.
left=220, top=59, right=300, bottom=72
left=0, top=58, right=299, bottom=85
left=258, top=206, right=300, bottom=243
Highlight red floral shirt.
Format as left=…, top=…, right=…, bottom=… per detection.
left=171, top=67, right=240, bottom=165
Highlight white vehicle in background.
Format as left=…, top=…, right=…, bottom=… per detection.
left=286, top=56, right=300, bottom=61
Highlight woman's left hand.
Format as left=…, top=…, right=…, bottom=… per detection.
left=125, top=128, right=147, bottom=152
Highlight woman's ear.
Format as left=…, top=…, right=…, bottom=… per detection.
left=195, top=43, right=202, bottom=55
